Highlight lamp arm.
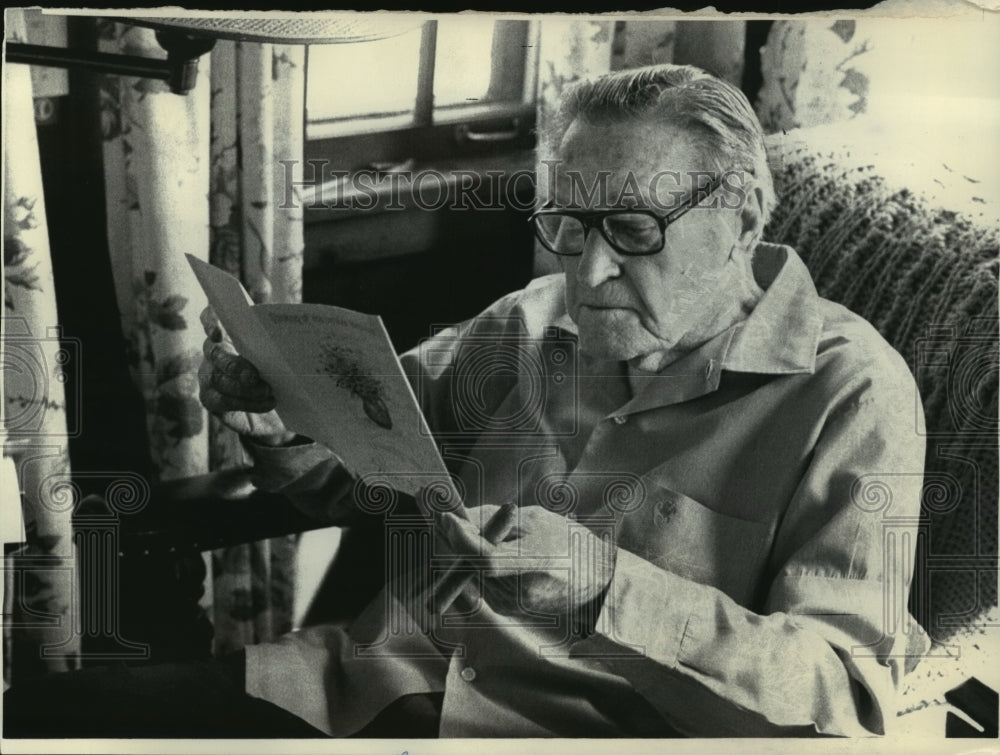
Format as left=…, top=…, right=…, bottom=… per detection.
left=4, top=31, right=216, bottom=95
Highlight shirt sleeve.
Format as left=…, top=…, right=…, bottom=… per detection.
left=243, top=438, right=360, bottom=525
left=575, top=372, right=930, bottom=737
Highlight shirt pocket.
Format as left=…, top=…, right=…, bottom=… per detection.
left=617, top=482, right=771, bottom=607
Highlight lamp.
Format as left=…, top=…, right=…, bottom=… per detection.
left=4, top=13, right=425, bottom=94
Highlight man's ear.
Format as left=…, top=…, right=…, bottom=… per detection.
left=736, top=183, right=765, bottom=252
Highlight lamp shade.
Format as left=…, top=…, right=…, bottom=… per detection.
left=120, top=13, right=426, bottom=45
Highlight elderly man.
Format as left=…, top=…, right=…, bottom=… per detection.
left=5, top=64, right=927, bottom=738
left=207, top=62, right=928, bottom=737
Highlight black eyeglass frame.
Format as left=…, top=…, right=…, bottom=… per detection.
left=530, top=173, right=727, bottom=257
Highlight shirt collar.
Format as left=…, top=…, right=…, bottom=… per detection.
left=617, top=244, right=823, bottom=415
left=721, top=243, right=823, bottom=376
left=611, top=325, right=736, bottom=418
left=513, top=243, right=823, bottom=413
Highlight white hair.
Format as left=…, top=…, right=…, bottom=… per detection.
left=550, top=64, right=776, bottom=226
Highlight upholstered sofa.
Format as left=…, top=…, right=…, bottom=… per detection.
left=764, top=124, right=998, bottom=735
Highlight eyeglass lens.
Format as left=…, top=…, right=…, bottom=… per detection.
left=534, top=212, right=662, bottom=254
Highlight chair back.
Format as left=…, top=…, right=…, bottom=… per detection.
left=764, top=129, right=999, bottom=642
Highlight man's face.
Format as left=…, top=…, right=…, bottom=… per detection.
left=554, top=118, right=747, bottom=368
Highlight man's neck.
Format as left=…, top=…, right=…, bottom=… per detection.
left=626, top=263, right=765, bottom=380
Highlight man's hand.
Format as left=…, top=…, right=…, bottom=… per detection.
left=438, top=504, right=616, bottom=615
left=198, top=306, right=296, bottom=447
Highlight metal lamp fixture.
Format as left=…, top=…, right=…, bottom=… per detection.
left=4, top=13, right=425, bottom=94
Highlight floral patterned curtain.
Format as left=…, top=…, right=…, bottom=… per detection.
left=2, top=10, right=80, bottom=683
left=98, top=22, right=305, bottom=655
left=755, top=17, right=999, bottom=218
left=756, top=19, right=872, bottom=133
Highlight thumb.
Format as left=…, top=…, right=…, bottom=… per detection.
left=438, top=510, right=494, bottom=557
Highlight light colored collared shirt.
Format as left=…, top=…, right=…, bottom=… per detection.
left=244, top=243, right=929, bottom=737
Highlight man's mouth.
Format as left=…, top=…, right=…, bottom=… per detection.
left=580, top=302, right=631, bottom=311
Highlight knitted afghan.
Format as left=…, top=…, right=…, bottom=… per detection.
left=764, top=129, right=999, bottom=645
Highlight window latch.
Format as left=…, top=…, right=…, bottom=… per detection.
left=455, top=119, right=521, bottom=145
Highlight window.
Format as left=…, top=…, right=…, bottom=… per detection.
left=304, top=18, right=537, bottom=174
left=307, top=29, right=423, bottom=125
left=307, top=18, right=535, bottom=132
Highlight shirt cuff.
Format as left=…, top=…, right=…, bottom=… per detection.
left=592, top=546, right=712, bottom=668
left=242, top=437, right=339, bottom=491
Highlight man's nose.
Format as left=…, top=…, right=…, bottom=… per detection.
left=575, top=226, right=623, bottom=288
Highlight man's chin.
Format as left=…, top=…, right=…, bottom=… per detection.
left=572, top=308, right=660, bottom=362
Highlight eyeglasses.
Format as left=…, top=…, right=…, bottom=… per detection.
left=530, top=174, right=725, bottom=256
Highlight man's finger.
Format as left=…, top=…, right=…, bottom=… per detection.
left=199, top=359, right=272, bottom=411
left=204, top=339, right=241, bottom=370
left=199, top=306, right=225, bottom=342
left=201, top=385, right=276, bottom=415
left=204, top=342, right=272, bottom=392
left=199, top=383, right=226, bottom=415
left=483, top=551, right=563, bottom=578
left=439, top=511, right=496, bottom=557
left=480, top=502, right=519, bottom=544
left=439, top=503, right=519, bottom=558
left=201, top=339, right=272, bottom=398
left=202, top=334, right=234, bottom=362
left=461, top=504, right=500, bottom=533
left=210, top=366, right=273, bottom=401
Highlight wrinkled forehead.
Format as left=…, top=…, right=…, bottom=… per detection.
left=544, top=116, right=715, bottom=209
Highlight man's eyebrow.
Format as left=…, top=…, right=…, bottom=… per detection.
left=545, top=185, right=657, bottom=211
left=538, top=200, right=661, bottom=213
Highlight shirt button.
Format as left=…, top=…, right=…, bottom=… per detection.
left=613, top=415, right=628, bottom=425
left=460, top=667, right=477, bottom=682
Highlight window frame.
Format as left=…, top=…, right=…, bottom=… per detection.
left=303, top=19, right=539, bottom=173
